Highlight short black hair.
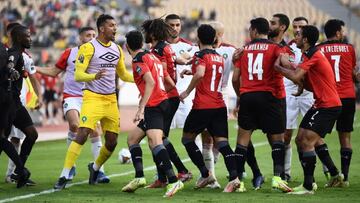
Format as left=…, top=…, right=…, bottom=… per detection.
left=324, top=19, right=345, bottom=39
left=301, top=25, right=319, bottom=46
left=125, top=30, right=143, bottom=51
left=273, top=13, right=290, bottom=31
left=79, top=26, right=95, bottom=34
left=96, top=14, right=114, bottom=31
left=197, top=24, right=216, bottom=45
left=165, top=14, right=181, bottom=21
left=6, top=22, right=21, bottom=33
left=11, top=25, right=28, bottom=44
left=293, top=17, right=308, bottom=24
left=141, top=18, right=173, bottom=41
left=250, top=17, right=269, bottom=35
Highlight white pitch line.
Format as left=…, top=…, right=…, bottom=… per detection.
left=0, top=141, right=266, bottom=203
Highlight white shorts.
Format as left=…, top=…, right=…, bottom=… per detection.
left=286, top=96, right=314, bottom=129
left=171, top=90, right=194, bottom=129
left=9, top=126, right=25, bottom=140
left=63, top=97, right=83, bottom=115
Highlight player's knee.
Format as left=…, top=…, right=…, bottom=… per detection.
left=105, top=140, right=117, bottom=151
left=24, top=127, right=38, bottom=141
left=69, top=123, right=79, bottom=133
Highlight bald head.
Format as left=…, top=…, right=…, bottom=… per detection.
left=210, top=21, right=224, bottom=36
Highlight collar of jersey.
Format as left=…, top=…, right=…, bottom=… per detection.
left=96, top=38, right=112, bottom=47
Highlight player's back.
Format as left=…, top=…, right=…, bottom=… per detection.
left=238, top=39, right=282, bottom=96
left=132, top=51, right=168, bottom=107
left=191, top=49, right=225, bottom=109
left=317, top=40, right=356, bottom=98
left=216, top=43, right=236, bottom=88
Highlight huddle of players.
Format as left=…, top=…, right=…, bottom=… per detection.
left=119, top=13, right=358, bottom=196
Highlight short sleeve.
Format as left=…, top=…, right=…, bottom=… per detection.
left=55, top=48, right=71, bottom=70
left=23, top=53, right=36, bottom=74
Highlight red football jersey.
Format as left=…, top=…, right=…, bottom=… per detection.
left=270, top=40, right=294, bottom=99
left=298, top=47, right=341, bottom=108
left=234, top=39, right=283, bottom=97
left=317, top=40, right=356, bottom=98
left=151, top=41, right=179, bottom=98
left=191, top=49, right=225, bottom=109
left=132, top=51, right=168, bottom=107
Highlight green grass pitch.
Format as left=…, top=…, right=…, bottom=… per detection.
left=0, top=111, right=359, bottom=202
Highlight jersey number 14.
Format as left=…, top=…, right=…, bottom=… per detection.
left=248, top=53, right=263, bottom=80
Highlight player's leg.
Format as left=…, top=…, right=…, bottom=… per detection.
left=262, top=95, right=290, bottom=192
left=336, top=98, right=355, bottom=186
left=209, top=107, right=239, bottom=192
left=246, top=140, right=264, bottom=189
left=202, top=130, right=220, bottom=188
left=13, top=106, right=38, bottom=182
left=88, top=97, right=120, bottom=185
left=54, top=92, right=100, bottom=189
left=162, top=97, right=191, bottom=181
left=122, top=124, right=147, bottom=192
left=182, top=109, right=214, bottom=188
left=284, top=96, right=299, bottom=181
left=5, top=127, right=21, bottom=183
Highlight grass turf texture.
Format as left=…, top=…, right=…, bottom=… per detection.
left=0, top=111, right=359, bottom=202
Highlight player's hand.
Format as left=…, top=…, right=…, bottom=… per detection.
left=95, top=69, right=106, bottom=80
left=34, top=99, right=43, bottom=110
left=232, top=47, right=244, bottom=65
left=280, top=53, right=291, bottom=68
left=9, top=68, right=20, bottom=81
left=292, top=81, right=304, bottom=96
left=179, top=91, right=188, bottom=103
left=180, top=69, right=192, bottom=78
left=232, top=106, right=239, bottom=118
left=133, top=106, right=144, bottom=123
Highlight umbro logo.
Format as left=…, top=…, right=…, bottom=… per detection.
left=99, top=52, right=119, bottom=63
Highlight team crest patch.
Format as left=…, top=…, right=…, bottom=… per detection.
left=136, top=66, right=142, bottom=74
left=64, top=103, right=68, bottom=108
left=81, top=116, right=87, bottom=123
left=223, top=53, right=228, bottom=59
left=179, top=50, right=185, bottom=54
left=78, top=54, right=84, bottom=63
left=194, top=59, right=199, bottom=65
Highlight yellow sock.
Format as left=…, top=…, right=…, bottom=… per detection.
left=94, top=146, right=112, bottom=169
left=64, top=142, right=83, bottom=169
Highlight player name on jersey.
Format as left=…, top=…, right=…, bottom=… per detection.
left=320, top=45, right=349, bottom=53
left=245, top=44, right=269, bottom=51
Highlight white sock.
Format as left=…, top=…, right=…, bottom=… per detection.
left=6, top=143, right=20, bottom=177
left=91, top=136, right=104, bottom=172
left=67, top=131, right=76, bottom=147
left=93, top=162, right=101, bottom=171
left=195, top=136, right=203, bottom=152
left=284, top=144, right=292, bottom=176
left=203, top=144, right=215, bottom=178
left=60, top=168, right=71, bottom=179
left=212, top=147, right=220, bottom=164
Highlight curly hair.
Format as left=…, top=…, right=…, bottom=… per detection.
left=141, top=18, right=173, bottom=42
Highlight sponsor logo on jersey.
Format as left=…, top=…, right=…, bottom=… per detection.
left=99, top=52, right=119, bottom=63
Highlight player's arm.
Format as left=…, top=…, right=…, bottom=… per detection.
left=116, top=46, right=134, bottom=83
left=36, top=66, right=63, bottom=77
left=75, top=43, right=105, bottom=82
left=163, top=68, right=175, bottom=92
left=232, top=67, right=241, bottom=97
left=134, top=70, right=155, bottom=122
left=28, top=73, right=42, bottom=107
left=179, top=64, right=205, bottom=101
left=275, top=60, right=306, bottom=86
